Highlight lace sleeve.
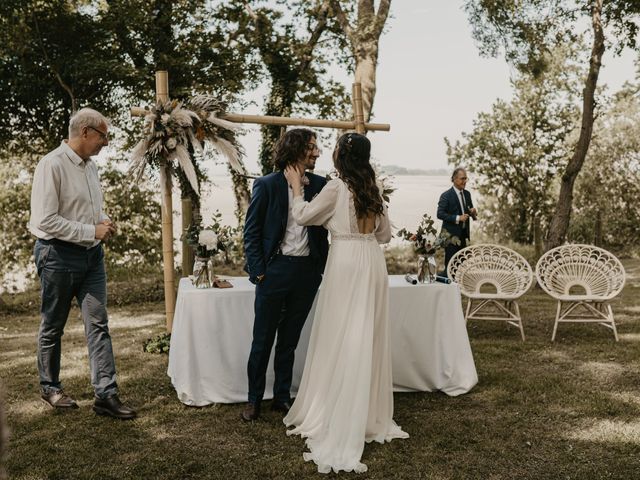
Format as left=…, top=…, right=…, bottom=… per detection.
left=291, top=180, right=339, bottom=226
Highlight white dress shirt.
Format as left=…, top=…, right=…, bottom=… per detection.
left=454, top=186, right=466, bottom=224
left=280, top=186, right=310, bottom=256
left=29, top=141, right=108, bottom=248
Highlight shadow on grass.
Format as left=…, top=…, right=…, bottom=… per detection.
left=1, top=260, right=639, bottom=479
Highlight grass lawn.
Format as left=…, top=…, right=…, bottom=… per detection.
left=1, top=259, right=639, bottom=479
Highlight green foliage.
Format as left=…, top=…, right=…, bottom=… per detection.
left=224, top=1, right=350, bottom=174
left=143, top=332, right=171, bottom=354
left=100, top=161, right=163, bottom=269
left=397, top=214, right=459, bottom=256
left=569, top=82, right=640, bottom=249
left=464, top=0, right=639, bottom=75
left=0, top=153, right=34, bottom=276
left=212, top=220, right=245, bottom=270
left=184, top=210, right=228, bottom=259
left=0, top=0, right=258, bottom=157
left=0, top=154, right=162, bottom=291
left=446, top=44, right=582, bottom=246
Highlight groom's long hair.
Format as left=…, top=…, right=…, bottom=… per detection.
left=334, top=133, right=384, bottom=219
left=273, top=128, right=316, bottom=171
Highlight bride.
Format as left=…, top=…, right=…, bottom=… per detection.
left=283, top=133, right=408, bottom=474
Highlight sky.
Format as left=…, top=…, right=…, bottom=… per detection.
left=229, top=1, right=638, bottom=175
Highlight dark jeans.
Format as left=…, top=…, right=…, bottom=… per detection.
left=34, top=239, right=118, bottom=399
left=247, top=255, right=321, bottom=405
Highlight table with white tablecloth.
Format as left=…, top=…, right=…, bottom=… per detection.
left=167, top=276, right=478, bottom=406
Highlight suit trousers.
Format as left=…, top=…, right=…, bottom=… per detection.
left=34, top=239, right=118, bottom=399
left=247, top=254, right=322, bottom=405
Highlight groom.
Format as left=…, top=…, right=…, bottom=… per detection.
left=242, top=128, right=329, bottom=421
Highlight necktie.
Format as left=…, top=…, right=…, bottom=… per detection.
left=459, top=190, right=467, bottom=214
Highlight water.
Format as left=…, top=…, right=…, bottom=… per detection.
left=169, top=175, right=473, bottom=251
left=2, top=175, right=476, bottom=293
left=198, top=174, right=467, bottom=231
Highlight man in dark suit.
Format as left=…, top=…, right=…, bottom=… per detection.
left=242, top=128, right=329, bottom=421
left=437, top=167, right=478, bottom=276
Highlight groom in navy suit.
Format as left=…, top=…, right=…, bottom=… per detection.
left=242, top=128, right=329, bottom=421
left=437, top=167, right=477, bottom=276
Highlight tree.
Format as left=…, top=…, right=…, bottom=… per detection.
left=228, top=0, right=349, bottom=175
left=0, top=0, right=260, bottom=286
left=464, top=0, right=640, bottom=250
left=570, top=80, right=640, bottom=249
left=0, top=0, right=258, bottom=216
left=330, top=0, right=391, bottom=123
left=447, top=44, right=582, bottom=254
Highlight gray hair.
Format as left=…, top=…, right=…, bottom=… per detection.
left=68, top=108, right=110, bottom=138
left=451, top=167, right=467, bottom=182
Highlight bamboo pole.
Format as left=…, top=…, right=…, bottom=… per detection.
left=155, top=71, right=176, bottom=332
left=130, top=107, right=389, bottom=132
left=181, top=197, right=194, bottom=276
left=352, top=83, right=366, bottom=135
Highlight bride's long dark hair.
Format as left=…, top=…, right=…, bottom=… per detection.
left=333, top=133, right=384, bottom=219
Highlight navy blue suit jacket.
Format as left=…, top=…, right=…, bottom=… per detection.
left=437, top=187, right=474, bottom=241
left=243, top=171, right=329, bottom=284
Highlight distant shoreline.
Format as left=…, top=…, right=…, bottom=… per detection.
left=380, top=166, right=450, bottom=176
left=309, top=168, right=450, bottom=177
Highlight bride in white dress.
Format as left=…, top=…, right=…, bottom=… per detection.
left=283, top=133, right=408, bottom=474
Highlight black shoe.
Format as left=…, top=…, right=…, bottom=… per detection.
left=93, top=394, right=137, bottom=420
left=271, top=400, right=292, bottom=414
left=241, top=402, right=260, bottom=421
left=41, top=390, right=79, bottom=409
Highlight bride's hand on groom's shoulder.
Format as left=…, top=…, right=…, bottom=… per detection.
left=284, top=165, right=302, bottom=187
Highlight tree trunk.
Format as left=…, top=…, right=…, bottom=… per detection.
left=533, top=215, right=542, bottom=258
left=594, top=209, right=603, bottom=246
left=330, top=0, right=391, bottom=127
left=354, top=44, right=379, bottom=123
left=545, top=0, right=604, bottom=251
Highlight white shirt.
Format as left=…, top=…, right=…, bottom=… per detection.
left=280, top=186, right=310, bottom=256
left=28, top=141, right=108, bottom=248
left=454, top=186, right=466, bottom=224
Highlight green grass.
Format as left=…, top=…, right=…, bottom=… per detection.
left=1, top=259, right=639, bottom=479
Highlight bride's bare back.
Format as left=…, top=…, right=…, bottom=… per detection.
left=356, top=214, right=377, bottom=235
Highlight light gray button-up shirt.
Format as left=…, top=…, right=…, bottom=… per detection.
left=29, top=141, right=108, bottom=248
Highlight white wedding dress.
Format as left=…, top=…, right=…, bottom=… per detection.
left=284, top=178, right=408, bottom=474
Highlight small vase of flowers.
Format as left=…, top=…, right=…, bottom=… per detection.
left=397, top=214, right=460, bottom=283
left=185, top=213, right=226, bottom=289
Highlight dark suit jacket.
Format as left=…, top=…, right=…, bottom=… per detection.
left=243, top=171, right=329, bottom=284
left=437, top=187, right=474, bottom=241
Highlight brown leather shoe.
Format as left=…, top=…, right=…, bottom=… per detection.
left=241, top=403, right=260, bottom=421
left=93, top=394, right=137, bottom=420
left=41, top=390, right=79, bottom=409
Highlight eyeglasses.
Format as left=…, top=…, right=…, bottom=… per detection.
left=88, top=126, right=109, bottom=141
left=307, top=143, right=322, bottom=154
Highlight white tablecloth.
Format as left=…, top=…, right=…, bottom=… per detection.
left=168, top=276, right=478, bottom=405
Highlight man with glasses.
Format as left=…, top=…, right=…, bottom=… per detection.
left=242, top=128, right=328, bottom=421
left=437, top=167, right=478, bottom=276
left=29, top=108, right=136, bottom=419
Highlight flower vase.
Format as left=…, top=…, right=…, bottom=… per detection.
left=193, top=256, right=213, bottom=289
left=417, top=254, right=437, bottom=283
